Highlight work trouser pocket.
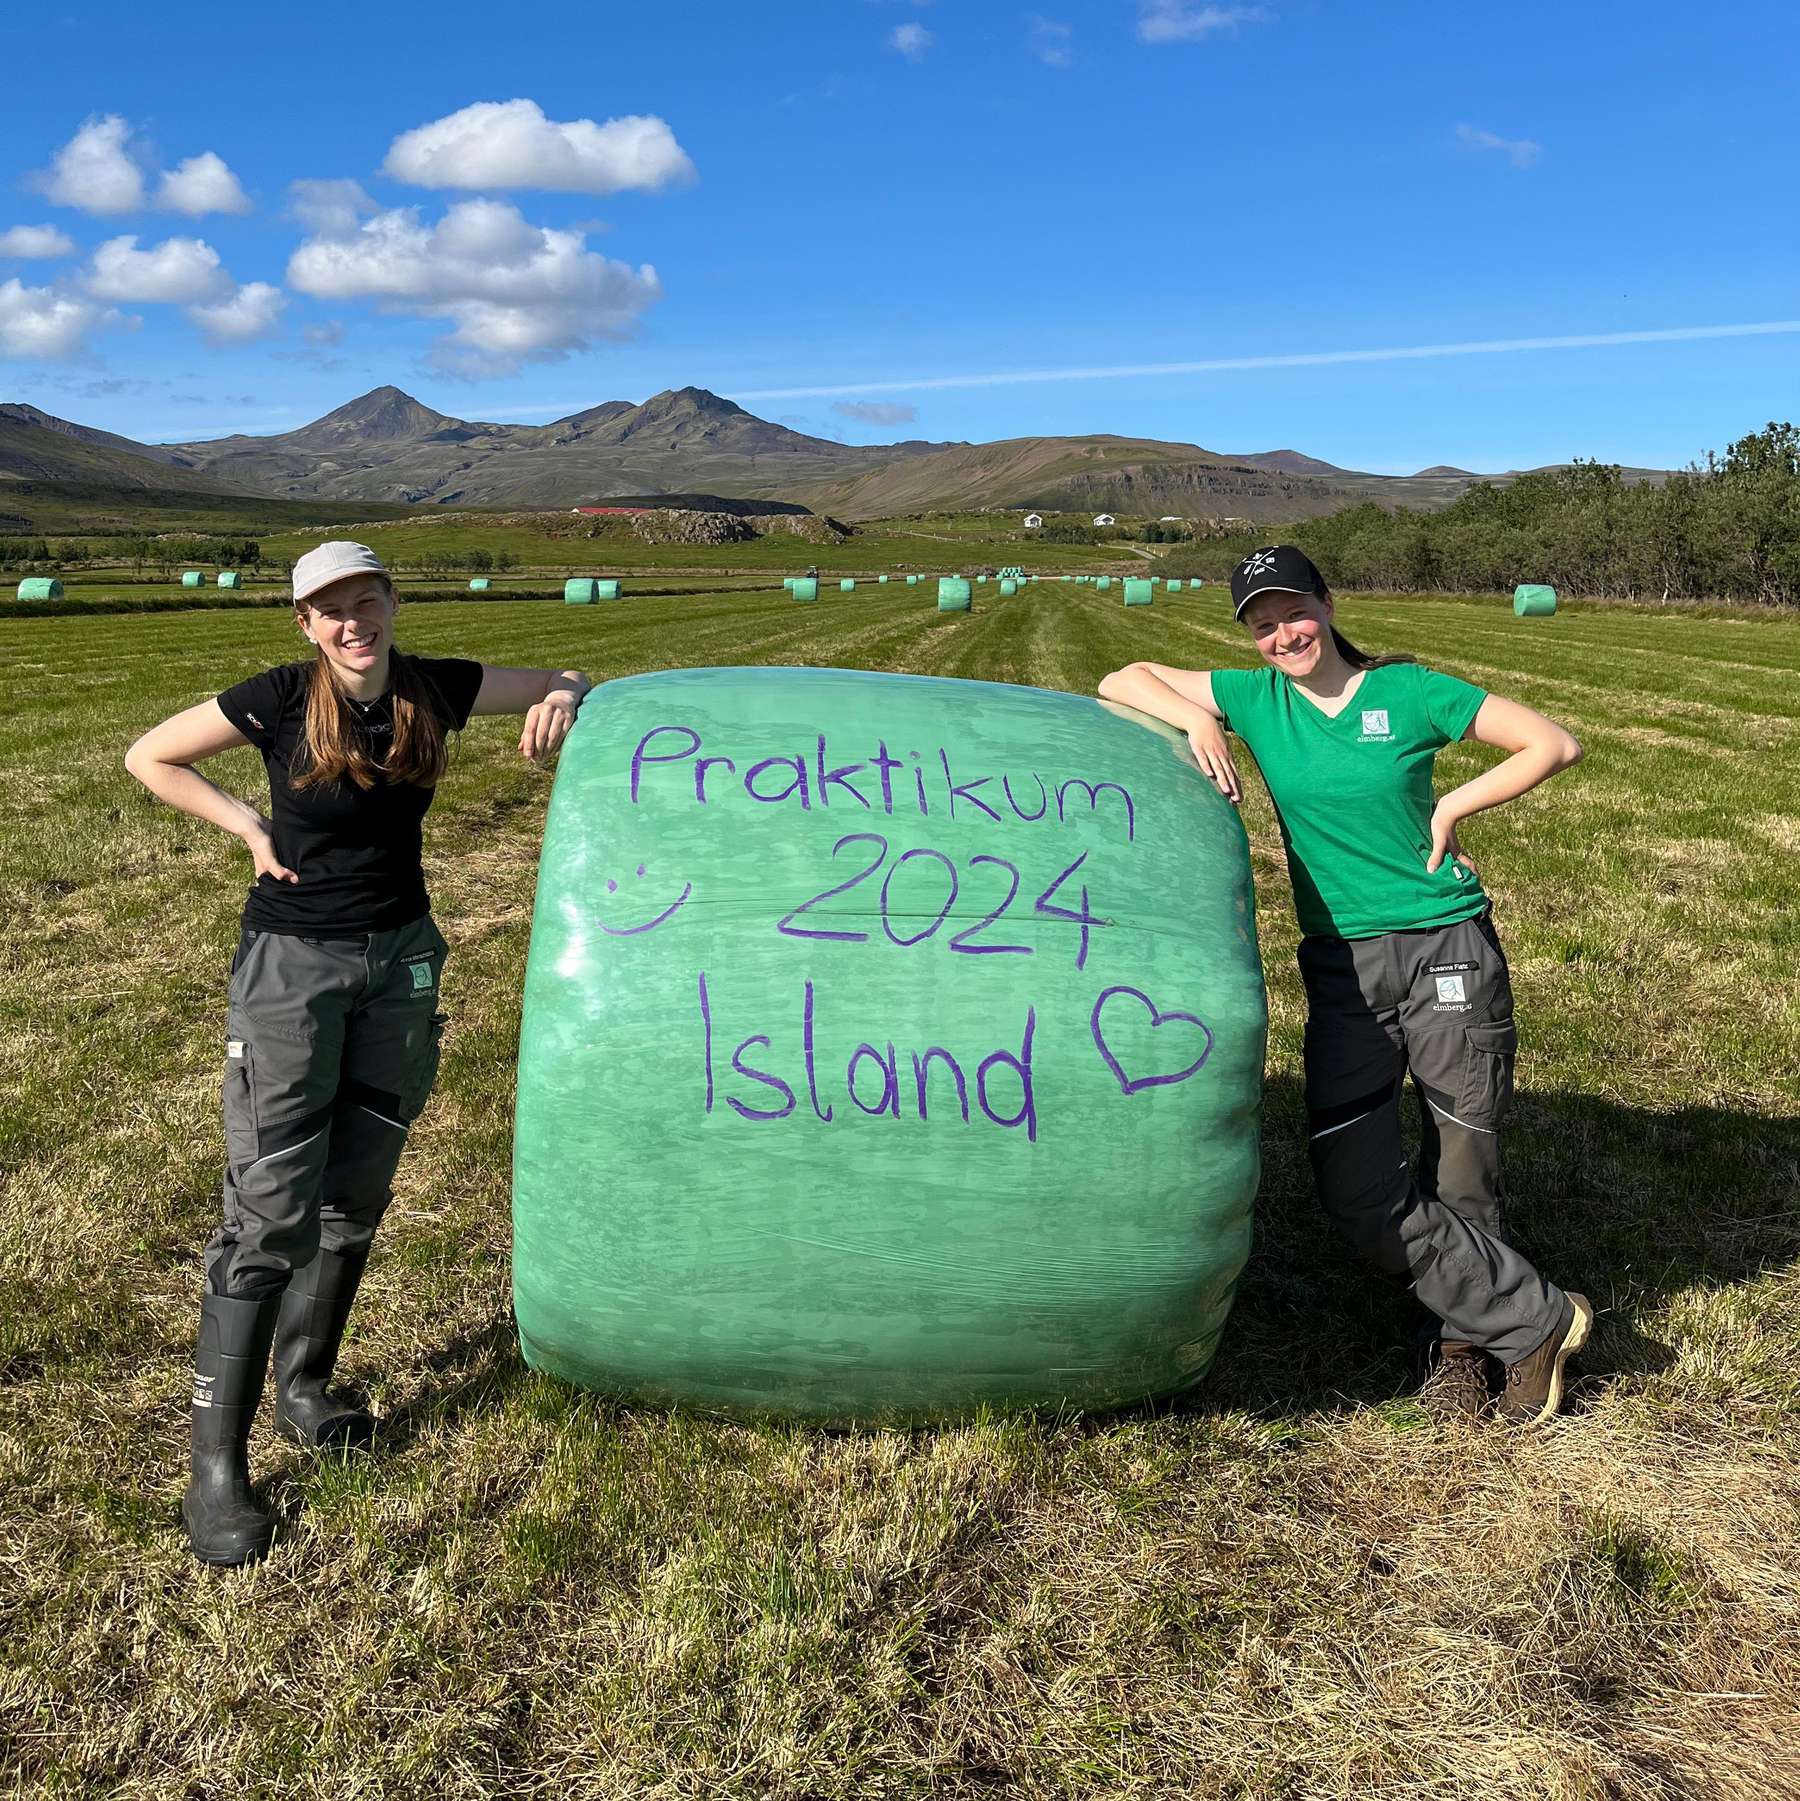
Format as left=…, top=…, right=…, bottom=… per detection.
left=223, top=1037, right=259, bottom=1166
left=1458, top=1016, right=1517, bottom=1127
left=402, top=1013, right=447, bottom=1123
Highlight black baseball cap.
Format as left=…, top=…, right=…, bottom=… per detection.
left=1229, top=545, right=1325, bottom=619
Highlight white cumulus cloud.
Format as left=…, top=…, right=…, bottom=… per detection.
left=155, top=151, right=252, bottom=216
left=287, top=197, right=662, bottom=375
left=889, top=21, right=934, bottom=57
left=0, top=278, right=119, bottom=359
left=0, top=225, right=77, bottom=258
left=1455, top=124, right=1543, bottom=169
left=287, top=178, right=378, bottom=237
left=34, top=116, right=145, bottom=214
left=1138, top=2, right=1272, bottom=44
left=29, top=115, right=252, bottom=217
left=87, top=234, right=230, bottom=304
left=381, top=99, right=695, bottom=195
left=189, top=281, right=286, bottom=345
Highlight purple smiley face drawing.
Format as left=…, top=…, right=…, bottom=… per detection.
left=597, top=862, right=693, bottom=936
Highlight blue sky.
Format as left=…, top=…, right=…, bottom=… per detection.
left=0, top=0, right=1794, bottom=475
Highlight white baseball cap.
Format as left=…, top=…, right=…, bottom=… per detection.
left=292, top=540, right=392, bottom=605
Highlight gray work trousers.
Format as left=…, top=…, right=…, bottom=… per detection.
left=205, top=917, right=448, bottom=1298
left=1297, top=908, right=1565, bottom=1364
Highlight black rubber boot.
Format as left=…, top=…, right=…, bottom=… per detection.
left=272, top=1244, right=376, bottom=1449
left=182, top=1290, right=281, bottom=1567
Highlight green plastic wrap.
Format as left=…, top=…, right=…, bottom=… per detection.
left=513, top=665, right=1267, bottom=1423
left=1513, top=584, right=1557, bottom=617
left=790, top=578, right=819, bottom=603
left=1123, top=579, right=1153, bottom=606
left=469, top=577, right=491, bottom=592
left=217, top=571, right=241, bottom=590
left=1166, top=580, right=1182, bottom=593
left=906, top=575, right=919, bottom=585
left=181, top=570, right=203, bottom=588
left=1095, top=578, right=1112, bottom=592
left=938, top=578, right=972, bottom=611
left=841, top=579, right=856, bottom=592
left=16, top=577, right=63, bottom=600
left=565, top=579, right=599, bottom=604
left=1000, top=580, right=1018, bottom=597
left=879, top=576, right=889, bottom=584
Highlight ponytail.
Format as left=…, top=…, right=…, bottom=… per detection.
left=1321, top=588, right=1414, bottom=670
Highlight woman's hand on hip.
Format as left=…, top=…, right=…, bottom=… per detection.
left=1187, top=721, right=1241, bottom=804
left=244, top=822, right=299, bottom=885
left=1426, top=803, right=1477, bottom=876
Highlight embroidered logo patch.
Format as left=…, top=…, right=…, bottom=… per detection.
left=409, top=960, right=434, bottom=992
left=1436, top=975, right=1466, bottom=1004
left=1360, top=709, right=1391, bottom=738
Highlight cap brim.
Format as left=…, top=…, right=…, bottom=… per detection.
left=293, top=565, right=391, bottom=605
left=1232, top=581, right=1314, bottom=619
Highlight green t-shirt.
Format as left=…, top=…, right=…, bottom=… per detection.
left=1210, top=662, right=1490, bottom=940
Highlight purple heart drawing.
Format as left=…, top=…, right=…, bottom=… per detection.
left=1091, top=986, right=1214, bottom=1094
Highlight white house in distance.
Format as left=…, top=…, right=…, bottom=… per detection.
left=1092, top=513, right=1116, bottom=527
left=1023, top=512, right=1044, bottom=529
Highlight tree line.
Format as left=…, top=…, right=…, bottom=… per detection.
left=1159, top=422, right=1800, bottom=606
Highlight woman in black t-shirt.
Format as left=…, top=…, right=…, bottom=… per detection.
left=125, top=540, right=592, bottom=1567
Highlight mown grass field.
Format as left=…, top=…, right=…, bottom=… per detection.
left=2, top=584, right=1796, bottom=1798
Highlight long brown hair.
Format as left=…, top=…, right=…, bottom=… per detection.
left=291, top=643, right=452, bottom=791
left=1320, top=586, right=1414, bottom=671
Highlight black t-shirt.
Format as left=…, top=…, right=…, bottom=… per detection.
left=216, top=655, right=484, bottom=935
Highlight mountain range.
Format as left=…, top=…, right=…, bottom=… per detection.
left=0, top=386, right=1668, bottom=527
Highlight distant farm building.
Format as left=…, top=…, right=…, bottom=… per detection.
left=1024, top=512, right=1044, bottom=529
left=1092, top=513, right=1116, bottom=527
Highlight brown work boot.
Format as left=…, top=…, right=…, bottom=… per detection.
left=1418, top=1339, right=1492, bottom=1422
left=1496, top=1294, right=1593, bottom=1426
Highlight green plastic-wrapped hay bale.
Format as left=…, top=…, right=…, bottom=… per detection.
left=999, top=579, right=1018, bottom=597
left=937, top=577, right=972, bottom=611
left=790, top=578, right=819, bottom=603
left=1166, top=580, right=1182, bottom=593
left=1513, top=584, right=1557, bottom=617
left=597, top=580, right=621, bottom=601
left=16, top=577, right=63, bottom=601
left=565, top=579, right=599, bottom=604
left=879, top=575, right=889, bottom=584
left=1095, top=577, right=1112, bottom=592
left=907, top=574, right=920, bottom=585
left=513, top=664, right=1267, bottom=1423
left=181, top=570, right=204, bottom=588
left=841, top=579, right=856, bottom=592
left=469, top=577, right=491, bottom=592
left=217, top=571, right=241, bottom=590
left=1123, top=579, right=1154, bottom=607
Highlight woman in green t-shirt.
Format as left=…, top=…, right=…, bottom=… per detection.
left=1099, top=545, right=1590, bottom=1425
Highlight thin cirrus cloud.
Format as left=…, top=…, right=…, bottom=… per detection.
left=889, top=22, right=934, bottom=58
left=1027, top=16, right=1074, bottom=66
left=381, top=99, right=696, bottom=195
left=1138, top=2, right=1272, bottom=44
left=734, top=321, right=1800, bottom=399
left=1455, top=124, right=1543, bottom=169
left=287, top=196, right=662, bottom=376
left=833, top=400, right=917, bottom=425
left=0, top=225, right=77, bottom=259
left=30, top=116, right=251, bottom=216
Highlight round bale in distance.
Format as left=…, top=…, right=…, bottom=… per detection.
left=217, top=571, right=241, bottom=590
left=513, top=665, right=1267, bottom=1423
left=598, top=580, right=621, bottom=601
left=841, top=579, right=856, bottom=592
left=16, top=577, right=63, bottom=601
left=1123, top=579, right=1154, bottom=607
left=790, top=578, right=819, bottom=603
left=566, top=579, right=599, bottom=604
left=937, top=577, right=972, bottom=611
left=1513, top=584, right=1557, bottom=617
left=181, top=570, right=204, bottom=588
left=999, top=579, right=1018, bottom=597
left=469, top=577, right=491, bottom=592
left=1166, top=580, right=1182, bottom=593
